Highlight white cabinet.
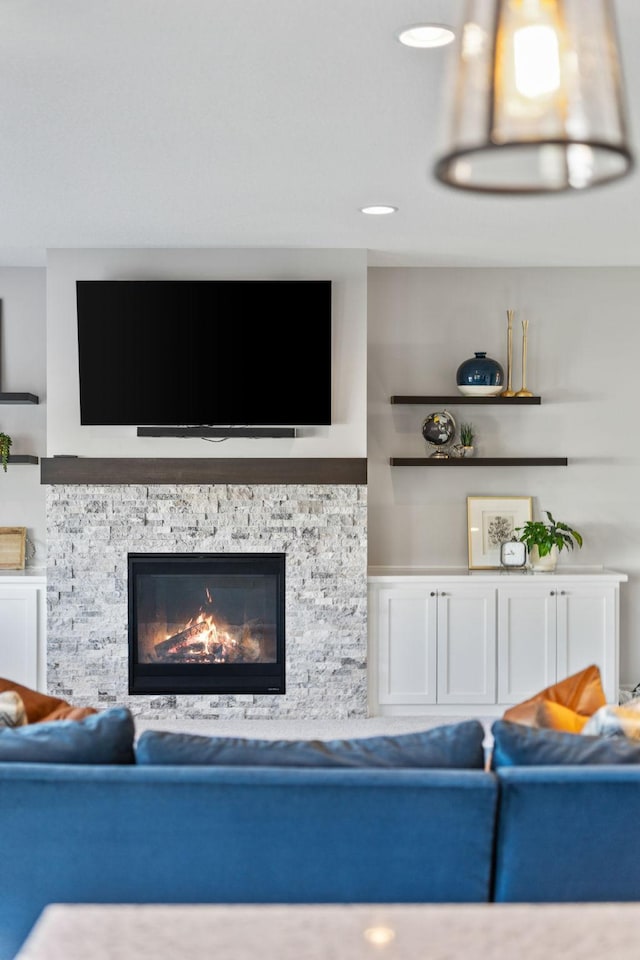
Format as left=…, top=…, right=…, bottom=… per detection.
left=436, top=586, right=496, bottom=705
left=555, top=583, right=618, bottom=701
left=373, top=583, right=495, bottom=707
left=374, top=586, right=437, bottom=706
left=498, top=582, right=618, bottom=704
left=0, top=572, right=46, bottom=689
left=497, top=583, right=557, bottom=704
left=369, top=568, right=626, bottom=716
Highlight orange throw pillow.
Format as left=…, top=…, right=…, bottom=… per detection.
left=0, top=677, right=98, bottom=724
left=534, top=699, right=589, bottom=733
left=503, top=664, right=606, bottom=727
left=41, top=703, right=100, bottom=722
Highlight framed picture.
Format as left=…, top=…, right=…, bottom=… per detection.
left=467, top=497, right=532, bottom=570
left=0, top=527, right=26, bottom=570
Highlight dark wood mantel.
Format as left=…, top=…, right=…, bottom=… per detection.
left=40, top=457, right=368, bottom=485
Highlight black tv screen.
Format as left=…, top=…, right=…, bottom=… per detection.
left=76, top=279, right=332, bottom=426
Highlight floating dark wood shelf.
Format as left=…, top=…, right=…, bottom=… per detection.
left=390, top=457, right=567, bottom=467
left=390, top=395, right=541, bottom=405
left=7, top=455, right=39, bottom=465
left=0, top=392, right=39, bottom=405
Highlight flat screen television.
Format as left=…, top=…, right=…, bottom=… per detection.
left=76, top=279, right=332, bottom=426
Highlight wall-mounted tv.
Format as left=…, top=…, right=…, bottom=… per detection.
left=76, top=279, right=332, bottom=426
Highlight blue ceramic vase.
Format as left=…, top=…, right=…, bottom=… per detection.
left=456, top=352, right=504, bottom=396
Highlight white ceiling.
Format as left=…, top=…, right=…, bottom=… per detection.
left=1, top=0, right=639, bottom=268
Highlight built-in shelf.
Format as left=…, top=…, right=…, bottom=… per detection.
left=390, top=395, right=541, bottom=405
left=7, top=455, right=39, bottom=465
left=0, top=391, right=40, bottom=462
left=390, top=457, right=568, bottom=467
left=0, top=392, right=39, bottom=405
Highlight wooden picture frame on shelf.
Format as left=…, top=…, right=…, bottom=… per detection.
left=467, top=496, right=532, bottom=570
left=0, top=526, right=27, bottom=569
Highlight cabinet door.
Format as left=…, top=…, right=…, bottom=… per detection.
left=0, top=587, right=39, bottom=688
left=556, top=584, right=617, bottom=703
left=436, top=585, right=497, bottom=704
left=374, top=586, right=437, bottom=705
left=498, top=583, right=557, bottom=703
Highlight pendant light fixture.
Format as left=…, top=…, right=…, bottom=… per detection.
left=434, top=0, right=634, bottom=193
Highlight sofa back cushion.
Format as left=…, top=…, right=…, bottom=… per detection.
left=0, top=706, right=135, bottom=764
left=136, top=719, right=487, bottom=768
left=491, top=719, right=640, bottom=767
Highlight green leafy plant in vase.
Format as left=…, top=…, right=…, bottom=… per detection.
left=0, top=432, right=12, bottom=472
left=459, top=422, right=475, bottom=457
left=516, top=510, right=583, bottom=572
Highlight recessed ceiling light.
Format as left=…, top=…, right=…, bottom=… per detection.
left=397, top=23, right=455, bottom=48
left=359, top=205, right=398, bottom=215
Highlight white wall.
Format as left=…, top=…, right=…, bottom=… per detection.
left=368, top=267, right=640, bottom=686
left=0, top=268, right=46, bottom=562
left=46, top=248, right=367, bottom=458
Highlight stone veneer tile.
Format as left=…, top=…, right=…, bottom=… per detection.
left=46, top=483, right=368, bottom=719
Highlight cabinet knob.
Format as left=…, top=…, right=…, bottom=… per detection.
left=430, top=591, right=436, bottom=597
left=440, top=591, right=447, bottom=597
left=560, top=590, right=567, bottom=596
left=549, top=590, right=556, bottom=596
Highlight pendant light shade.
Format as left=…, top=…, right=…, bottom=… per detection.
left=434, top=0, right=634, bottom=193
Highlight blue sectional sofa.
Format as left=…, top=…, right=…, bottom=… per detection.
left=3, top=764, right=640, bottom=960
left=2, top=713, right=640, bottom=960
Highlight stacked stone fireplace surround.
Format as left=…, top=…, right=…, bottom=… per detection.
left=46, top=483, right=368, bottom=719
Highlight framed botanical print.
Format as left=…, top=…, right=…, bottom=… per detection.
left=467, top=496, right=532, bottom=570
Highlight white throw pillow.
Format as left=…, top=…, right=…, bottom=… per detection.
left=0, top=690, right=27, bottom=727
left=582, top=703, right=640, bottom=740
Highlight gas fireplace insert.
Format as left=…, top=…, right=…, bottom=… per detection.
left=128, top=553, right=286, bottom=695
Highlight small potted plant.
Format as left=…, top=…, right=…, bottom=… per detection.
left=0, top=431, right=12, bottom=472
left=459, top=422, right=475, bottom=457
left=516, top=510, right=583, bottom=572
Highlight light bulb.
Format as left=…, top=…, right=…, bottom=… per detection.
left=513, top=24, right=560, bottom=98
left=495, top=0, right=567, bottom=124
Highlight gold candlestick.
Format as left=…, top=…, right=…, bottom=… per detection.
left=515, top=317, right=534, bottom=397
left=501, top=309, right=516, bottom=397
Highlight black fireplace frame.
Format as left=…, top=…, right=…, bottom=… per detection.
left=128, top=552, right=286, bottom=696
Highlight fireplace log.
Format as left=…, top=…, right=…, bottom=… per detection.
left=155, top=623, right=209, bottom=658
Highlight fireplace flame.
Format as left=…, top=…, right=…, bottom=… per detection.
left=177, top=609, right=237, bottom=660
left=151, top=591, right=263, bottom=664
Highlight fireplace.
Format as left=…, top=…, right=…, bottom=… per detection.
left=128, top=553, right=286, bottom=695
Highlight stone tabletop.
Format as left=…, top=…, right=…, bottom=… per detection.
left=15, top=902, right=640, bottom=960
